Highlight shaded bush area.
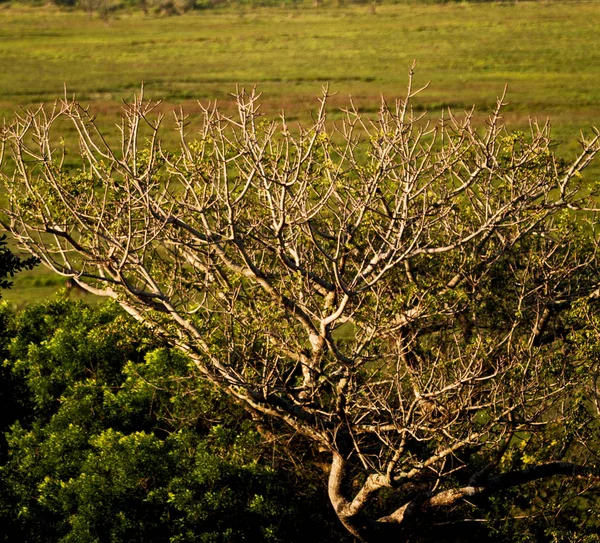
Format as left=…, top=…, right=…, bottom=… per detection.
left=0, top=299, right=346, bottom=543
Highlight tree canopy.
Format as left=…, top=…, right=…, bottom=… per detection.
left=2, top=77, right=600, bottom=541
left=0, top=299, right=344, bottom=542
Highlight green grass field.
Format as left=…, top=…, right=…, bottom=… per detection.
left=2, top=2, right=600, bottom=124
left=2, top=0, right=600, bottom=304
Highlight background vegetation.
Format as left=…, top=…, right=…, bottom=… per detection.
left=1, top=1, right=599, bottom=131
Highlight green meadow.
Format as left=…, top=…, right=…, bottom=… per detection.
left=2, top=0, right=600, bottom=303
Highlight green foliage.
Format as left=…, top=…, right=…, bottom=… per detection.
left=0, top=299, right=344, bottom=542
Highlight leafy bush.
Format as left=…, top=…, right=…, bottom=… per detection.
left=0, top=299, right=345, bottom=542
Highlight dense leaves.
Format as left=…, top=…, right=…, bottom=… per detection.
left=0, top=300, right=345, bottom=543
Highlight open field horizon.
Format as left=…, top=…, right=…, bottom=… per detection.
left=2, top=3, right=600, bottom=119
left=2, top=0, right=600, bottom=304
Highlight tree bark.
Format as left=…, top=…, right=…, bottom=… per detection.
left=327, top=455, right=597, bottom=543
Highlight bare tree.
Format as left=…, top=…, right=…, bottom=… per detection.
left=2, top=75, right=600, bottom=541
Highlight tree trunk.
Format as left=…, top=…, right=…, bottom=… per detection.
left=327, top=453, right=404, bottom=542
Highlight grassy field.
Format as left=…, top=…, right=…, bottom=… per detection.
left=2, top=0, right=600, bottom=304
